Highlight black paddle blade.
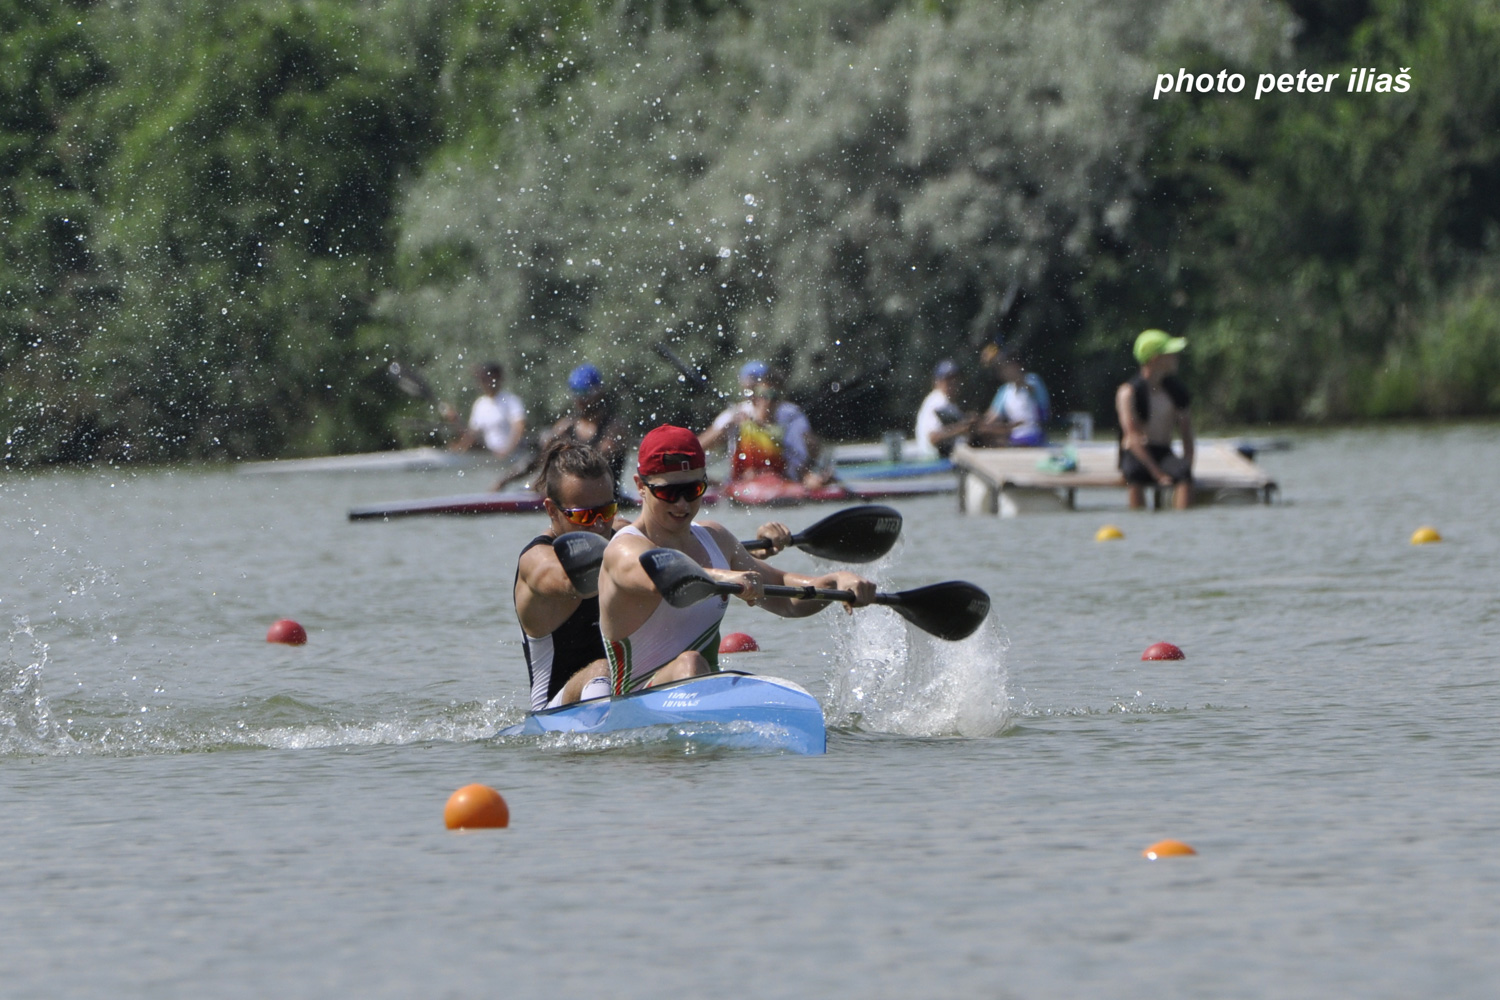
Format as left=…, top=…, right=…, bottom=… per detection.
left=877, top=581, right=991, bottom=641
left=795, top=504, right=903, bottom=562
left=639, top=548, right=729, bottom=608
left=553, top=532, right=609, bottom=594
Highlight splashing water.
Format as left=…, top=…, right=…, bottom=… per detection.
left=824, top=604, right=1011, bottom=738
left=2, top=617, right=75, bottom=755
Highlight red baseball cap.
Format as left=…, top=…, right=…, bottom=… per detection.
left=637, top=424, right=705, bottom=476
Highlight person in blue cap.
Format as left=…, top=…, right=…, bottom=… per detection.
left=548, top=362, right=627, bottom=488
left=914, top=359, right=979, bottom=459
left=493, top=361, right=626, bottom=492
left=699, top=359, right=826, bottom=485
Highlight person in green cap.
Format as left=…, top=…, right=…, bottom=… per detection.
left=1115, top=329, right=1194, bottom=510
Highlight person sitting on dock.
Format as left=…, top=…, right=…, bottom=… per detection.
left=699, top=360, right=830, bottom=486
left=515, top=437, right=796, bottom=710
left=442, top=361, right=527, bottom=462
left=976, top=348, right=1050, bottom=447
left=1115, top=329, right=1195, bottom=510
left=599, top=425, right=874, bottom=695
left=914, top=359, right=978, bottom=460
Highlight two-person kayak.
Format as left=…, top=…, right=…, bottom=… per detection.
left=498, top=671, right=828, bottom=755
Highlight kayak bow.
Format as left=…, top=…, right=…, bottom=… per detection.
left=499, top=672, right=826, bottom=755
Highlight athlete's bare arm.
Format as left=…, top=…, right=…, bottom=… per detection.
left=703, top=521, right=875, bottom=619
left=514, top=545, right=587, bottom=639
left=1178, top=409, right=1195, bottom=470
left=598, top=527, right=766, bottom=640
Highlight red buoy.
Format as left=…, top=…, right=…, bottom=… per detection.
left=719, top=632, right=759, bottom=654
left=266, top=619, right=308, bottom=645
left=1141, top=641, right=1184, bottom=661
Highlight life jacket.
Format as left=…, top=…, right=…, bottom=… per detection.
left=731, top=419, right=788, bottom=480
left=1118, top=373, right=1191, bottom=465
left=1129, top=373, right=1191, bottom=423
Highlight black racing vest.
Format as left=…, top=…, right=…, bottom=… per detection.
left=516, top=535, right=606, bottom=705
left=1119, top=374, right=1191, bottom=464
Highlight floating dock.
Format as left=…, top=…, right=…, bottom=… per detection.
left=952, top=441, right=1277, bottom=516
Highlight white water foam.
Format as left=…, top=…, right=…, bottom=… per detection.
left=2, top=617, right=77, bottom=755
left=2, top=686, right=519, bottom=758
left=824, top=606, right=1011, bottom=738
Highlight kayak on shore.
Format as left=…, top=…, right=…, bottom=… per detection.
left=498, top=671, right=827, bottom=755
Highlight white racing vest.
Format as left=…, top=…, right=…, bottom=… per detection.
left=605, top=523, right=729, bottom=694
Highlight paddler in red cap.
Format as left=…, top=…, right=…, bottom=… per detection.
left=599, top=424, right=877, bottom=695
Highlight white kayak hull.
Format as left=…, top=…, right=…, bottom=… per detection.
left=500, top=672, right=826, bottom=755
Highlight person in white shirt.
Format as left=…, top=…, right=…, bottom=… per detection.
left=443, top=362, right=527, bottom=460
left=913, top=359, right=977, bottom=460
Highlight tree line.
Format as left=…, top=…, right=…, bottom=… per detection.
left=3, top=0, right=1497, bottom=465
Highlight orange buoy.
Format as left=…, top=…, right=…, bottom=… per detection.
left=1410, top=526, right=1442, bottom=545
left=1141, top=641, right=1185, bottom=661
left=719, top=632, right=760, bottom=654
left=1095, top=525, right=1124, bottom=541
left=1142, top=839, right=1197, bottom=859
left=444, top=784, right=509, bottom=830
left=266, top=619, right=308, bottom=645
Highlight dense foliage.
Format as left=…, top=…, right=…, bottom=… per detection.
left=2, top=0, right=1497, bottom=463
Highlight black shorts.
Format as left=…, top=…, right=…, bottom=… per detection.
left=1120, top=444, right=1191, bottom=485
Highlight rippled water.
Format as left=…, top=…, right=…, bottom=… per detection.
left=4, top=425, right=1499, bottom=997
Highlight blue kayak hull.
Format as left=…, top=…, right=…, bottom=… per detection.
left=500, top=673, right=826, bottom=755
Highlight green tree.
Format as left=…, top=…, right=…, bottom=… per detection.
left=0, top=0, right=111, bottom=461
left=379, top=0, right=1288, bottom=438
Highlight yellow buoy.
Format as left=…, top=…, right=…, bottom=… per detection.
left=1142, top=838, right=1196, bottom=860
left=1410, top=527, right=1442, bottom=545
left=444, top=784, right=510, bottom=830
left=1095, top=525, right=1124, bottom=542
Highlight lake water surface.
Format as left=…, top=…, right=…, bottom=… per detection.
left=4, top=424, right=1499, bottom=998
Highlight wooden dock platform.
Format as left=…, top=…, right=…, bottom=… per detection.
left=952, top=441, right=1277, bottom=516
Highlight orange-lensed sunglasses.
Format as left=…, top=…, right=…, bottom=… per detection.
left=560, top=501, right=618, bottom=527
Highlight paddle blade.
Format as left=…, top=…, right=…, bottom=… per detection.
left=877, top=581, right=991, bottom=641
left=795, top=504, right=903, bottom=563
left=553, top=532, right=608, bottom=594
left=639, top=548, right=729, bottom=608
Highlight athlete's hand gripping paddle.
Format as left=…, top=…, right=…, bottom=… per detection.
left=740, top=504, right=902, bottom=563
left=553, top=504, right=904, bottom=594
left=637, top=548, right=992, bottom=642
left=553, top=532, right=610, bottom=595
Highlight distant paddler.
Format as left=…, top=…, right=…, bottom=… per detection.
left=496, top=362, right=627, bottom=492
left=699, top=360, right=833, bottom=488
left=914, top=359, right=979, bottom=460
left=441, top=361, right=528, bottom=462
left=976, top=345, right=1051, bottom=447
left=550, top=363, right=628, bottom=488
left=599, top=425, right=875, bottom=694
left=515, top=437, right=796, bottom=710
